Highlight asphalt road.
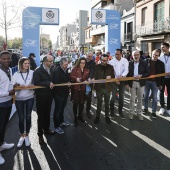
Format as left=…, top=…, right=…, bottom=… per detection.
left=1, top=91, right=170, bottom=170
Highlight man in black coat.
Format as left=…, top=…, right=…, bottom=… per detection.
left=94, top=54, right=115, bottom=124
left=143, top=49, right=165, bottom=119
left=53, top=58, right=70, bottom=135
left=86, top=51, right=96, bottom=118
left=33, top=55, right=55, bottom=145
left=126, top=50, right=149, bottom=120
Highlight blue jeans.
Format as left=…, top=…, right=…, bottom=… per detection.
left=16, top=98, right=34, bottom=134
left=144, top=81, right=158, bottom=113
left=53, top=95, right=68, bottom=128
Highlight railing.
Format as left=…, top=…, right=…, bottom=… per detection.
left=11, top=66, right=18, bottom=75
left=136, top=16, right=170, bottom=36
left=124, top=32, right=133, bottom=41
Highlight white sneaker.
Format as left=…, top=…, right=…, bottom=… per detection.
left=167, top=110, right=170, bottom=116
left=17, top=137, right=25, bottom=148
left=159, top=108, right=165, bottom=115
left=0, top=142, right=14, bottom=152
left=25, top=136, right=31, bottom=147
left=54, top=127, right=64, bottom=134
left=0, top=153, right=5, bottom=165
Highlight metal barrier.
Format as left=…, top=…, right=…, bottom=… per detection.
left=11, top=66, right=18, bottom=75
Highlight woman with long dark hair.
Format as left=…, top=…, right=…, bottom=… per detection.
left=70, top=58, right=89, bottom=126
left=13, top=57, right=34, bottom=147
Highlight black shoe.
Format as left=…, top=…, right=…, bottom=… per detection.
left=149, top=96, right=152, bottom=101
left=78, top=116, right=85, bottom=123
left=86, top=111, right=92, bottom=119
left=39, top=136, right=45, bottom=145
left=105, top=116, right=111, bottom=124
left=142, top=109, right=148, bottom=114
left=151, top=112, right=157, bottom=119
left=110, top=113, right=115, bottom=119
left=119, top=113, right=125, bottom=119
left=94, top=117, right=100, bottom=124
left=44, top=130, right=55, bottom=135
left=74, top=119, right=78, bottom=127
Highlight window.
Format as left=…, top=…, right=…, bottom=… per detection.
left=127, top=22, right=133, bottom=33
left=101, top=1, right=107, bottom=7
left=154, top=1, right=164, bottom=22
left=141, top=7, right=147, bottom=25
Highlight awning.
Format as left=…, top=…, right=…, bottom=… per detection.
left=141, top=35, right=164, bottom=41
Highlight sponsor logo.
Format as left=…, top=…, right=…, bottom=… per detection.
left=109, top=38, right=118, bottom=45
left=24, top=39, right=37, bottom=47
left=46, top=10, right=55, bottom=19
left=24, top=21, right=36, bottom=29
left=95, top=11, right=103, bottom=19
left=109, top=23, right=119, bottom=29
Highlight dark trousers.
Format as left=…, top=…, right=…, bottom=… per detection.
left=36, top=93, right=53, bottom=136
left=86, top=90, right=92, bottom=112
left=110, top=82, right=125, bottom=115
left=0, top=106, right=12, bottom=145
left=53, top=95, right=68, bottom=128
left=96, top=88, right=110, bottom=117
left=15, top=98, right=34, bottom=134
left=160, top=78, right=170, bottom=110
left=73, top=103, right=84, bottom=118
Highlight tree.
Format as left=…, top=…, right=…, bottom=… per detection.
left=8, top=37, right=22, bottom=49
left=0, top=0, right=26, bottom=44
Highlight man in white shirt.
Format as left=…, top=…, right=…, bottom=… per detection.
left=109, top=49, right=129, bottom=119
left=0, top=51, right=15, bottom=165
left=158, top=42, right=170, bottom=115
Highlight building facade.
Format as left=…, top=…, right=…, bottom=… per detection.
left=135, top=0, right=170, bottom=53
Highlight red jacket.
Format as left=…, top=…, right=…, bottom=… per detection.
left=70, top=67, right=89, bottom=91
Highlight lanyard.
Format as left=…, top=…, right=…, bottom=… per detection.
left=164, top=55, right=169, bottom=64
left=20, top=71, right=29, bottom=84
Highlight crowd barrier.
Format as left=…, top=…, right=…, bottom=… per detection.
left=11, top=66, right=18, bottom=75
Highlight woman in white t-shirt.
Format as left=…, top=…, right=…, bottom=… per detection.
left=13, top=57, right=34, bottom=148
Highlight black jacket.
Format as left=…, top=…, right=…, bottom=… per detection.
left=33, top=65, right=53, bottom=95
left=29, top=57, right=37, bottom=70
left=146, top=59, right=165, bottom=87
left=95, top=64, right=115, bottom=92
left=86, top=60, right=96, bottom=79
left=52, top=66, right=70, bottom=97
left=127, top=60, right=149, bottom=87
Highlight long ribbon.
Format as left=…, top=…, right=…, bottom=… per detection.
left=14, top=73, right=167, bottom=90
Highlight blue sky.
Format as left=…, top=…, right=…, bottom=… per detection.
left=1, top=0, right=91, bottom=43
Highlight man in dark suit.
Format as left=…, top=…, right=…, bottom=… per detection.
left=126, top=50, right=149, bottom=120
left=143, top=49, right=165, bottom=119
left=53, top=58, right=70, bottom=135
left=33, top=55, right=55, bottom=145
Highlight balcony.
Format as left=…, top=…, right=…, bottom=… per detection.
left=124, top=32, right=133, bottom=42
left=136, top=16, right=170, bottom=36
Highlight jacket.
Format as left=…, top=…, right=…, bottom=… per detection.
left=29, top=57, right=37, bottom=70
left=95, top=64, right=115, bottom=92
left=127, top=60, right=149, bottom=88
left=70, top=67, right=89, bottom=91
left=86, top=60, right=96, bottom=79
left=146, top=59, right=165, bottom=87
left=53, top=66, right=70, bottom=97
left=33, top=65, right=53, bottom=95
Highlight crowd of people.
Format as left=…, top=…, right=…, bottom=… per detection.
left=0, top=42, right=170, bottom=165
